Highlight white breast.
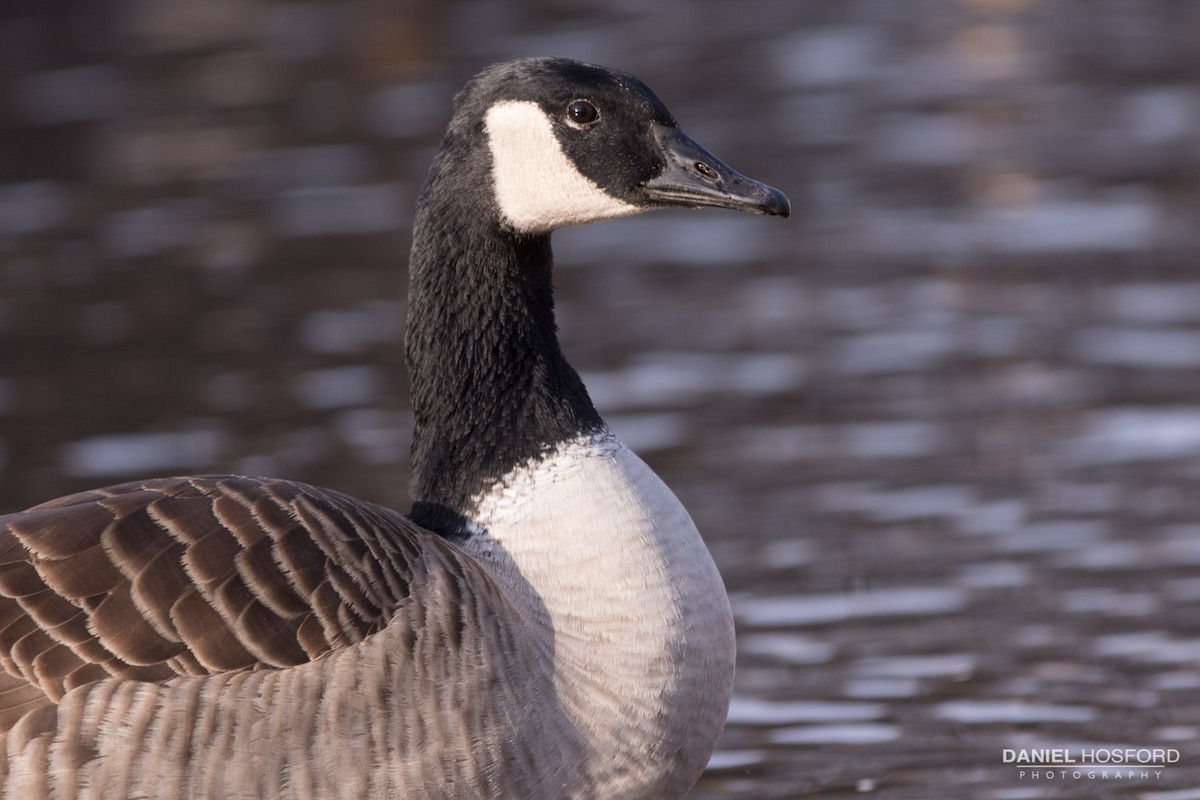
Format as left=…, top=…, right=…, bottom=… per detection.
left=463, top=431, right=736, bottom=798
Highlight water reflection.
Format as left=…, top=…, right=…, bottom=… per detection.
left=935, top=701, right=1097, bottom=724
left=4, top=0, right=1200, bottom=797
left=735, top=587, right=968, bottom=627
left=769, top=724, right=901, bottom=745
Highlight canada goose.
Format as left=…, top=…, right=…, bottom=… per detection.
left=0, top=57, right=789, bottom=799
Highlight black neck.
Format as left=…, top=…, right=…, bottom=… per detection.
left=404, top=164, right=602, bottom=538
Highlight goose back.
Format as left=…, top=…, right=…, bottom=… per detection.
left=0, top=477, right=428, bottom=724
left=0, top=477, right=578, bottom=798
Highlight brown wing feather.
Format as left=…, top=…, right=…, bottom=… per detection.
left=0, top=475, right=423, bottom=733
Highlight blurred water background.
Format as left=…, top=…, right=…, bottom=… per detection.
left=3, top=1, right=1200, bottom=797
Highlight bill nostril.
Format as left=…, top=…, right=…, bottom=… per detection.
left=694, top=161, right=719, bottom=181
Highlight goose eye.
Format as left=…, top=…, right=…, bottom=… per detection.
left=566, top=100, right=599, bottom=126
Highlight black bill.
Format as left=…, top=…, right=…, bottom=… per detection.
left=643, top=124, right=791, bottom=218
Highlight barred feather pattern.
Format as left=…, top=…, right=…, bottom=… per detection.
left=0, top=476, right=572, bottom=799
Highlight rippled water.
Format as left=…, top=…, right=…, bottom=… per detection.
left=3, top=1, right=1200, bottom=798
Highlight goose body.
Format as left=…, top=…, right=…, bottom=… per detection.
left=0, top=58, right=789, bottom=799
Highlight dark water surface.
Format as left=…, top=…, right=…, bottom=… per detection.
left=3, top=1, right=1200, bottom=797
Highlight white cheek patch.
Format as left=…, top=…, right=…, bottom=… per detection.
left=485, top=100, right=642, bottom=233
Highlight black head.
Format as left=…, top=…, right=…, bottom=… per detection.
left=441, top=57, right=791, bottom=234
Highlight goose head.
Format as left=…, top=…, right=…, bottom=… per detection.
left=407, top=57, right=790, bottom=536
left=432, top=56, right=791, bottom=234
